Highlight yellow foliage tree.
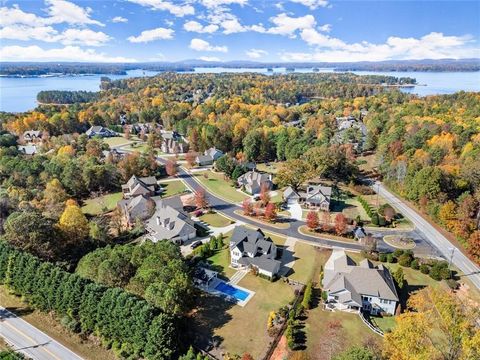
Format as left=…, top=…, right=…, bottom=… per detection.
left=57, top=145, right=76, bottom=157
left=58, top=199, right=89, bottom=241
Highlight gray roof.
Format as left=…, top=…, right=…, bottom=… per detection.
left=23, top=130, right=42, bottom=138
left=196, top=155, right=213, bottom=163
left=146, top=201, right=196, bottom=241
left=283, top=186, right=300, bottom=200
left=323, top=250, right=399, bottom=302
left=118, top=195, right=155, bottom=223
left=18, top=145, right=37, bottom=155
left=122, top=175, right=157, bottom=195
left=237, top=171, right=272, bottom=192
left=204, top=147, right=223, bottom=160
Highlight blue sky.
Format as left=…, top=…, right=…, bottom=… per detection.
left=1, top=0, right=479, bottom=62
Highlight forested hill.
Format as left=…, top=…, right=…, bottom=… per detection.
left=37, top=90, right=99, bottom=104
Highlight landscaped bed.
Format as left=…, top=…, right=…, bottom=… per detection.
left=233, top=210, right=291, bottom=229
left=298, top=225, right=357, bottom=244
left=194, top=171, right=249, bottom=203
left=81, top=192, right=123, bottom=215
left=383, top=235, right=416, bottom=249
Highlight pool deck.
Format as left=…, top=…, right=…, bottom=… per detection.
left=199, top=278, right=255, bottom=307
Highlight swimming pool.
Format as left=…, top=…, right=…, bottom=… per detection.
left=215, top=281, right=250, bottom=301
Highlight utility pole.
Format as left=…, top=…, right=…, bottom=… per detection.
left=448, top=247, right=455, bottom=279
left=376, top=182, right=380, bottom=211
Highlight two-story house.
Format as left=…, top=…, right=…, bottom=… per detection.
left=229, top=226, right=281, bottom=279
left=237, top=171, right=273, bottom=195
left=322, top=249, right=399, bottom=315
left=121, top=175, right=160, bottom=199
left=283, top=184, right=332, bottom=211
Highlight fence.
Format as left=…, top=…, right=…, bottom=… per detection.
left=358, top=311, right=384, bottom=337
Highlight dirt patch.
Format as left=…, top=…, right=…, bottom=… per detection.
left=270, top=335, right=289, bottom=360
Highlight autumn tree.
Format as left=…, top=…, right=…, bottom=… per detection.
left=185, top=151, right=197, bottom=168
left=165, top=159, right=178, bottom=176
left=58, top=199, right=89, bottom=242
left=275, top=159, right=312, bottom=190
left=42, top=178, right=68, bottom=219
left=334, top=213, right=348, bottom=235
left=241, top=354, right=254, bottom=360
left=321, top=210, right=331, bottom=232
left=306, top=210, right=319, bottom=230
left=264, top=202, right=277, bottom=222
left=468, top=231, right=480, bottom=263
left=242, top=198, right=253, bottom=216
left=260, top=183, right=271, bottom=206
left=194, top=189, right=209, bottom=209
left=439, top=200, right=457, bottom=232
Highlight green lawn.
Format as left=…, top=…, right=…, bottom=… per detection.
left=124, top=143, right=150, bottom=153
left=81, top=192, right=122, bottom=215
left=192, top=274, right=294, bottom=359
left=103, top=136, right=133, bottom=147
left=289, top=243, right=332, bottom=284
left=200, top=212, right=233, bottom=228
left=206, top=248, right=236, bottom=279
left=271, top=189, right=283, bottom=204
left=371, top=315, right=396, bottom=333
left=195, top=171, right=249, bottom=203
left=160, top=180, right=187, bottom=198
left=256, top=162, right=285, bottom=174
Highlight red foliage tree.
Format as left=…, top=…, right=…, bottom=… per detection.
left=241, top=354, right=254, bottom=360
left=165, top=159, right=177, bottom=176
left=194, top=189, right=209, bottom=209
left=260, top=183, right=271, bottom=206
left=306, top=210, right=319, bottom=230
left=185, top=151, right=197, bottom=168
left=321, top=210, right=331, bottom=232
left=334, top=213, right=348, bottom=235
left=242, top=198, right=253, bottom=216
left=264, top=202, right=277, bottom=222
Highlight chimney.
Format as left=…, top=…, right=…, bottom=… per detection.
left=156, top=217, right=161, bottom=226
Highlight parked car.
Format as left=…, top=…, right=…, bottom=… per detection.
left=191, top=240, right=203, bottom=249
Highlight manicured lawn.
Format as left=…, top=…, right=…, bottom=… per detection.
left=289, top=243, right=332, bottom=284
left=200, top=212, right=233, bottom=228
left=124, top=143, right=150, bottom=153
left=271, top=189, right=283, bottom=204
left=305, top=307, right=382, bottom=358
left=371, top=315, right=397, bottom=333
left=160, top=180, right=187, bottom=197
left=103, top=136, right=133, bottom=147
left=195, top=171, right=249, bottom=203
left=264, top=231, right=287, bottom=246
left=0, top=286, right=117, bottom=360
left=199, top=275, right=294, bottom=359
left=81, top=192, right=122, bottom=215
left=206, top=248, right=236, bottom=279
left=256, top=162, right=285, bottom=174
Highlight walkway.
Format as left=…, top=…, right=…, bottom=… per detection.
left=0, top=307, right=83, bottom=360
left=279, top=237, right=297, bottom=276
left=228, top=269, right=248, bottom=285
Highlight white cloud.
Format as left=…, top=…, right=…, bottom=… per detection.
left=112, top=16, right=128, bottom=23
left=318, top=24, right=331, bottom=32
left=246, top=48, right=268, bottom=59
left=0, top=45, right=135, bottom=62
left=183, top=20, right=218, bottom=33
left=127, top=27, right=174, bottom=43
left=190, top=38, right=228, bottom=52
left=127, top=0, right=194, bottom=17
left=43, top=0, right=104, bottom=26
left=281, top=31, right=479, bottom=62
left=0, top=25, right=111, bottom=46
left=199, top=56, right=221, bottom=61
left=267, top=13, right=316, bottom=37
left=201, top=0, right=248, bottom=8
left=290, top=0, right=329, bottom=10
left=0, top=5, right=45, bottom=27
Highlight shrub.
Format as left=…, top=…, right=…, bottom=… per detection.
left=429, top=261, right=450, bottom=281
left=446, top=278, right=459, bottom=290
left=411, top=259, right=420, bottom=270
left=387, top=254, right=395, bottom=263
left=379, top=253, right=387, bottom=262
left=398, top=253, right=413, bottom=267
left=420, top=264, right=430, bottom=274
left=393, top=249, right=404, bottom=258
left=302, top=281, right=313, bottom=309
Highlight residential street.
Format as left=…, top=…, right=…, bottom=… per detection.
left=0, top=307, right=83, bottom=360
left=374, top=182, right=480, bottom=290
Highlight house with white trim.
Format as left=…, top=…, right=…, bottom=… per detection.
left=283, top=184, right=332, bottom=211
left=322, top=250, right=398, bottom=315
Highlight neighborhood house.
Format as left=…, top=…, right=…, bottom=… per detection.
left=283, top=184, right=332, bottom=211
left=161, top=131, right=188, bottom=153
left=117, top=195, right=155, bottom=227
left=237, top=171, right=273, bottom=195
left=229, top=226, right=281, bottom=279
left=23, top=130, right=43, bottom=143
left=196, top=147, right=224, bottom=166
left=145, top=197, right=197, bottom=244
left=121, top=175, right=160, bottom=199
left=322, top=250, right=399, bottom=315
left=85, top=126, right=116, bottom=138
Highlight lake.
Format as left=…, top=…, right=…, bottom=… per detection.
left=1, top=68, right=479, bottom=113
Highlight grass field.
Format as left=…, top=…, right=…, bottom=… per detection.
left=195, top=171, right=249, bottom=203
left=191, top=274, right=295, bottom=359
left=81, top=192, right=122, bottom=215
left=289, top=243, right=332, bottom=284
left=200, top=212, right=233, bottom=228
left=103, top=136, right=133, bottom=147
left=0, top=286, right=116, bottom=360
left=160, top=180, right=187, bottom=198
left=256, top=162, right=285, bottom=174
left=206, top=248, right=237, bottom=279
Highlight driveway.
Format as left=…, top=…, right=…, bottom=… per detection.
left=287, top=203, right=303, bottom=221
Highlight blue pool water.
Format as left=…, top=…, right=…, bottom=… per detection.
left=215, top=282, right=249, bottom=301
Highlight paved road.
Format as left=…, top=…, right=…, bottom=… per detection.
left=374, top=182, right=480, bottom=290
left=0, top=307, right=83, bottom=360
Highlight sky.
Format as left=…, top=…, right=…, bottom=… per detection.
left=0, top=0, right=479, bottom=63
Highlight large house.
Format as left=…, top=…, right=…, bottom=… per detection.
left=161, top=131, right=188, bottom=153
left=283, top=184, right=332, bottom=211
left=117, top=195, right=155, bottom=227
left=237, top=171, right=273, bottom=195
left=18, top=145, right=37, bottom=156
left=229, top=226, right=281, bottom=279
left=322, top=250, right=399, bottom=315
left=145, top=198, right=197, bottom=244
left=23, top=130, right=43, bottom=143
left=196, top=147, right=224, bottom=166
left=85, top=126, right=116, bottom=138
left=121, top=175, right=160, bottom=199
